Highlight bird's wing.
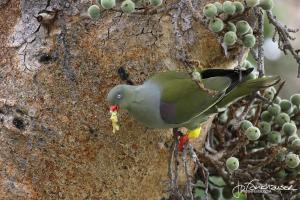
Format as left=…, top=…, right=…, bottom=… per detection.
left=149, top=71, right=232, bottom=124
left=216, top=75, right=281, bottom=108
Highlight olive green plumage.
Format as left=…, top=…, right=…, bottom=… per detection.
left=107, top=68, right=280, bottom=130
left=149, top=71, right=230, bottom=124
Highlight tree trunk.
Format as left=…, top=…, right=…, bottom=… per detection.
left=0, top=0, right=241, bottom=199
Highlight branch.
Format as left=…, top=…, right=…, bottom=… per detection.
left=266, top=10, right=300, bottom=78
left=255, top=8, right=265, bottom=77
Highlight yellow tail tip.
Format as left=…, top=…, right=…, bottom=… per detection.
left=187, top=127, right=202, bottom=139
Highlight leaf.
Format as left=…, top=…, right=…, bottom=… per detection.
left=232, top=192, right=247, bottom=200
left=194, top=188, right=213, bottom=200
left=194, top=188, right=206, bottom=199
left=209, top=176, right=226, bottom=187
left=195, top=180, right=206, bottom=188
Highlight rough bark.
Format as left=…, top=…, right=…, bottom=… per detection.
left=0, top=0, right=243, bottom=199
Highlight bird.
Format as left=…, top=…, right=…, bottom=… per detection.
left=107, top=68, right=280, bottom=138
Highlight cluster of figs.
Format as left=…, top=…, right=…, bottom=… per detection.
left=224, top=91, right=300, bottom=173
left=203, top=0, right=274, bottom=48
left=88, top=0, right=163, bottom=19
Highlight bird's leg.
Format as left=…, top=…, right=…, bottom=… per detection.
left=185, top=59, right=218, bottom=96
left=167, top=129, right=182, bottom=196
left=188, top=143, right=209, bottom=200
left=169, top=127, right=208, bottom=199
left=182, top=143, right=194, bottom=200
left=167, top=139, right=176, bottom=191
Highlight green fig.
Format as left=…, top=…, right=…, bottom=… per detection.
left=268, top=131, right=281, bottom=144
left=291, top=94, right=300, bottom=107
left=258, top=121, right=271, bottom=135
left=224, top=31, right=237, bottom=46
left=261, top=111, right=273, bottom=122
left=234, top=1, right=245, bottom=13
left=88, top=5, right=101, bottom=20
left=226, top=157, right=239, bottom=171
left=282, top=122, right=297, bottom=136
left=101, top=0, right=116, bottom=9
left=208, top=18, right=224, bottom=33
left=203, top=3, right=218, bottom=17
left=243, top=34, right=256, bottom=48
left=286, top=153, right=300, bottom=168
left=214, top=2, right=223, bottom=13
left=236, top=20, right=250, bottom=35
left=223, top=1, right=236, bottom=15
left=268, top=104, right=281, bottom=116
left=245, top=126, right=261, bottom=141
left=150, top=0, right=163, bottom=6
left=121, top=0, right=135, bottom=13
left=246, top=0, right=259, bottom=7
left=227, top=22, right=237, bottom=32
left=259, top=0, right=273, bottom=10
left=275, top=113, right=290, bottom=127
left=240, top=120, right=253, bottom=131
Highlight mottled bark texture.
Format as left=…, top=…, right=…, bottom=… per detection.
left=0, top=0, right=243, bottom=199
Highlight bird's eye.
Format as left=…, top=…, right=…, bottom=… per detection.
left=116, top=93, right=122, bottom=99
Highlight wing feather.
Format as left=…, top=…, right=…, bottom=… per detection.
left=149, top=71, right=232, bottom=124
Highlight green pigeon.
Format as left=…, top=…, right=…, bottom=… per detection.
left=107, top=68, right=280, bottom=131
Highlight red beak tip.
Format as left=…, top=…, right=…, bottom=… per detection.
left=110, top=105, right=118, bottom=112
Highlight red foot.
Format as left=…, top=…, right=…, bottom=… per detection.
left=178, top=135, right=189, bottom=151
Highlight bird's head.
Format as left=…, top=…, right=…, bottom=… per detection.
left=107, top=84, right=134, bottom=111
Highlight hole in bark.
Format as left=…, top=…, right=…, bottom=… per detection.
left=16, top=108, right=26, bottom=115
left=88, top=127, right=98, bottom=137
left=13, top=117, right=25, bottom=130
left=118, top=67, right=129, bottom=80
left=38, top=53, right=57, bottom=64
left=38, top=53, right=53, bottom=64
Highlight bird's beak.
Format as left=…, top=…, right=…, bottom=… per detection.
left=110, top=105, right=119, bottom=112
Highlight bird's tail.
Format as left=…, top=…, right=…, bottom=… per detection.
left=217, top=75, right=281, bottom=108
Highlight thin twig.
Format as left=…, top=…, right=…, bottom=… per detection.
left=237, top=94, right=256, bottom=121
left=168, top=140, right=176, bottom=190
left=266, top=11, right=300, bottom=78
left=271, top=80, right=286, bottom=105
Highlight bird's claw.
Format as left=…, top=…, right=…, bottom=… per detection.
left=233, top=67, right=243, bottom=81
left=185, top=59, right=218, bottom=96
left=196, top=81, right=218, bottom=96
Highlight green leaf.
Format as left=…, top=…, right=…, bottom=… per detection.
left=194, top=188, right=206, bottom=199
left=232, top=192, right=247, bottom=200
left=194, top=188, right=213, bottom=200
left=195, top=180, right=206, bottom=188
left=209, top=176, right=226, bottom=187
